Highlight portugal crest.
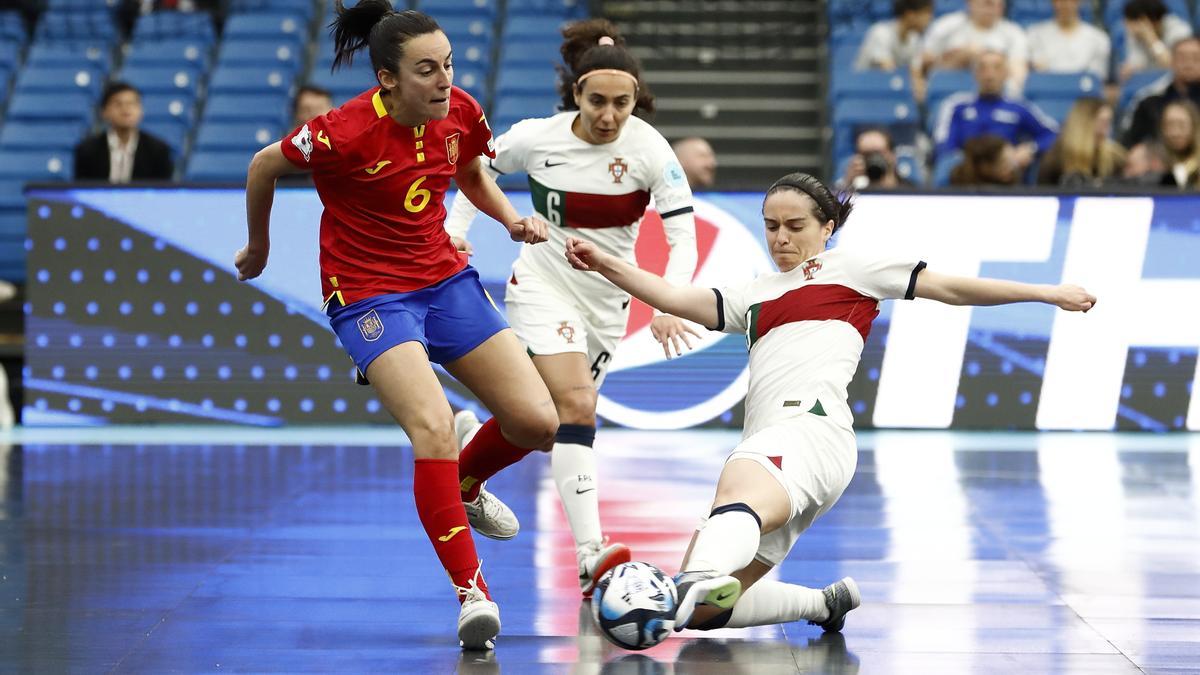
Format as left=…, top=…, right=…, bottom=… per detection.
left=556, top=321, right=576, bottom=344
left=291, top=123, right=313, bottom=162
left=445, top=132, right=461, bottom=165
left=608, top=157, right=628, bottom=183
left=357, top=309, right=384, bottom=342
left=802, top=258, right=823, bottom=280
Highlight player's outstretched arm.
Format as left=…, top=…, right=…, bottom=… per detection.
left=566, top=237, right=720, bottom=328
left=237, top=142, right=299, bottom=281
left=455, top=157, right=547, bottom=245
left=914, top=269, right=1096, bottom=312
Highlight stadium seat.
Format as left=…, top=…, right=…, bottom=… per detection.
left=829, top=69, right=913, bottom=103
left=0, top=180, right=24, bottom=211
left=217, top=39, right=302, bottom=69
left=141, top=118, right=188, bottom=155
left=1023, top=72, right=1102, bottom=101
left=124, top=40, right=210, bottom=69
left=6, top=91, right=92, bottom=123
left=829, top=22, right=869, bottom=49
left=418, top=0, right=497, bottom=17
left=0, top=40, right=19, bottom=70
left=934, top=0, right=965, bottom=16
left=503, top=15, right=570, bottom=39
left=309, top=64, right=377, bottom=102
left=0, top=11, right=25, bottom=41
left=1120, top=68, right=1170, bottom=112
left=185, top=150, right=254, bottom=182
left=45, top=0, right=121, bottom=9
left=500, top=40, right=562, bottom=67
left=926, top=69, right=974, bottom=123
left=209, top=65, right=295, bottom=95
left=119, top=65, right=200, bottom=96
left=132, top=11, right=216, bottom=43
left=224, top=13, right=306, bottom=46
left=455, top=64, right=487, bottom=100
left=0, top=149, right=73, bottom=181
left=832, top=97, right=918, bottom=162
left=35, top=12, right=118, bottom=43
left=505, top=0, right=588, bottom=18
left=495, top=66, right=558, bottom=96
left=194, top=121, right=282, bottom=152
left=201, top=93, right=290, bottom=125
left=25, top=42, right=112, bottom=71
left=438, top=16, right=492, bottom=41
left=1028, top=98, right=1074, bottom=125
left=142, top=93, right=197, bottom=126
left=0, top=121, right=88, bottom=152
left=228, top=0, right=316, bottom=20
left=14, top=65, right=104, bottom=98
left=931, top=151, right=961, bottom=186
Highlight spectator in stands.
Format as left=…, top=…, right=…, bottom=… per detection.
left=671, top=137, right=718, bottom=190
left=1158, top=99, right=1200, bottom=187
left=1027, top=0, right=1110, bottom=79
left=1119, top=0, right=1193, bottom=82
left=918, top=0, right=1028, bottom=96
left=1122, top=139, right=1170, bottom=183
left=293, top=85, right=334, bottom=128
left=855, top=0, right=934, bottom=72
left=934, top=50, right=1058, bottom=173
left=949, top=134, right=1020, bottom=185
left=1037, top=98, right=1126, bottom=186
left=74, top=82, right=174, bottom=184
left=1123, top=37, right=1200, bottom=147
left=838, top=128, right=914, bottom=190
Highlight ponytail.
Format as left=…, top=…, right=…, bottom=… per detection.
left=765, top=172, right=855, bottom=234
left=331, top=0, right=441, bottom=82
left=556, top=18, right=654, bottom=115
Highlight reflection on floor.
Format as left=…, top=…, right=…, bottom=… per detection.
left=1, top=428, right=1198, bottom=673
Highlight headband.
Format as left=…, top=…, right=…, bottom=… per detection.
left=768, top=178, right=837, bottom=224
left=575, top=68, right=640, bottom=90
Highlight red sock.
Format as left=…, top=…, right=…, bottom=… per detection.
left=458, top=417, right=536, bottom=502
left=414, top=458, right=490, bottom=602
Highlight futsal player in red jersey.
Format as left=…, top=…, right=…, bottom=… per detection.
left=234, top=1, right=559, bottom=650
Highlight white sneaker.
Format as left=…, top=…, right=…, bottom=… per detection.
left=578, top=538, right=632, bottom=597
left=463, top=485, right=519, bottom=540
left=454, top=409, right=483, bottom=449
left=456, top=568, right=501, bottom=650
left=672, top=570, right=742, bottom=631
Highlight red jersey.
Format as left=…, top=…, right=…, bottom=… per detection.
left=280, top=86, right=495, bottom=306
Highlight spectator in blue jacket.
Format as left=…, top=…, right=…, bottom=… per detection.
left=933, top=50, right=1059, bottom=173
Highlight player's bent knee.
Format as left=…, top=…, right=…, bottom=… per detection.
left=406, top=417, right=458, bottom=459
left=556, top=389, right=598, bottom=426
left=501, top=408, right=558, bottom=449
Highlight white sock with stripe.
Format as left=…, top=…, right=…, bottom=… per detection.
left=683, top=505, right=761, bottom=575
left=551, top=424, right=602, bottom=548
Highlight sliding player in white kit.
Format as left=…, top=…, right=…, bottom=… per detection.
left=446, top=19, right=698, bottom=596
left=566, top=172, right=1097, bottom=634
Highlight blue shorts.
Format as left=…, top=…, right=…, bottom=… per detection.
left=328, top=266, right=508, bottom=380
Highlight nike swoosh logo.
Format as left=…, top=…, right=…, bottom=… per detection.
left=715, top=591, right=734, bottom=602
left=575, top=488, right=595, bottom=494
left=544, top=159, right=566, bottom=167
left=316, top=130, right=331, bottom=149
left=438, top=526, right=467, bottom=542
left=365, top=160, right=391, bottom=175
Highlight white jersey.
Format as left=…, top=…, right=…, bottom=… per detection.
left=714, top=247, right=926, bottom=437
left=445, top=112, right=697, bottom=301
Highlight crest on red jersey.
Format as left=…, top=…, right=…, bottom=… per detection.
left=446, top=133, right=461, bottom=165
left=802, top=258, right=823, bottom=280
left=608, top=157, right=628, bottom=184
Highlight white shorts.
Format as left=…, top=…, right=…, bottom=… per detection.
left=723, top=414, right=858, bottom=566
left=504, top=262, right=629, bottom=387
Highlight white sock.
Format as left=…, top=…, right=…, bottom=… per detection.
left=725, top=579, right=828, bottom=627
left=683, top=510, right=760, bottom=575
left=551, top=441, right=603, bottom=548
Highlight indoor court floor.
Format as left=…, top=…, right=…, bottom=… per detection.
left=1, top=427, right=1198, bottom=674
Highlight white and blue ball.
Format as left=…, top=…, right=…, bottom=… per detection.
left=592, top=561, right=678, bottom=650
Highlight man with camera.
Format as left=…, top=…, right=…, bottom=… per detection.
left=839, top=128, right=914, bottom=190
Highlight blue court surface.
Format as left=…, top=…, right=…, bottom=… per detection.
left=1, top=427, right=1198, bottom=674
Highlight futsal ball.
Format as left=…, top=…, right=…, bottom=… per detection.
left=592, top=561, right=678, bottom=650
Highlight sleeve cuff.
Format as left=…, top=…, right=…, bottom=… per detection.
left=710, top=288, right=726, bottom=331
left=904, top=261, right=927, bottom=300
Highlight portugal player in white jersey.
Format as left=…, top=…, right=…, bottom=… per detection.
left=566, top=172, right=1097, bottom=635
left=446, top=19, right=699, bottom=597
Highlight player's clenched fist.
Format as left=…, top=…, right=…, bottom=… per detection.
left=235, top=244, right=268, bottom=281
left=1052, top=284, right=1097, bottom=312
left=506, top=215, right=548, bottom=244
left=565, top=236, right=606, bottom=272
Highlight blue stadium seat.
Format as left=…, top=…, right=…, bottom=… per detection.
left=209, top=66, right=295, bottom=95
left=194, top=121, right=282, bottom=152
left=6, top=91, right=92, bottom=123
left=934, top=0, right=965, bottom=16
left=224, top=13, right=306, bottom=45
left=217, top=39, right=302, bottom=68
left=828, top=0, right=870, bottom=24
left=124, top=40, right=210, bottom=69
left=132, top=11, right=216, bottom=43
left=0, top=180, right=25, bottom=211
left=185, top=150, right=254, bottom=182
left=495, top=66, right=557, bottom=96
left=895, top=151, right=925, bottom=185
left=201, top=93, right=290, bottom=125
left=1023, top=72, right=1102, bottom=101
left=309, top=64, right=377, bottom=102
left=0, top=41, right=21, bottom=70
left=1028, top=97, right=1075, bottom=125
left=832, top=97, right=918, bottom=162
left=829, top=69, right=913, bottom=103
left=438, top=16, right=492, bottom=41
left=493, top=95, right=560, bottom=124
left=503, top=15, right=569, bottom=39
left=0, top=121, right=88, bottom=152
left=45, top=0, right=121, bottom=9
left=35, top=13, right=118, bottom=42
left=141, top=119, right=188, bottom=155
left=0, top=11, right=25, bottom=41
left=119, top=65, right=201, bottom=95
left=931, top=151, right=961, bottom=186
left=926, top=69, right=974, bottom=121
left=14, top=65, right=104, bottom=97
left=505, top=0, right=588, bottom=18
left=452, top=37, right=491, bottom=65
left=25, top=41, right=112, bottom=70
left=0, top=149, right=73, bottom=181
left=142, top=93, right=197, bottom=126
left=229, top=0, right=316, bottom=20
left=500, top=40, right=561, bottom=67
left=831, top=44, right=860, bottom=78
left=829, top=22, right=869, bottom=49
left=455, top=64, right=487, bottom=100
left=1120, top=68, right=1169, bottom=111
left=418, top=0, right=497, bottom=17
